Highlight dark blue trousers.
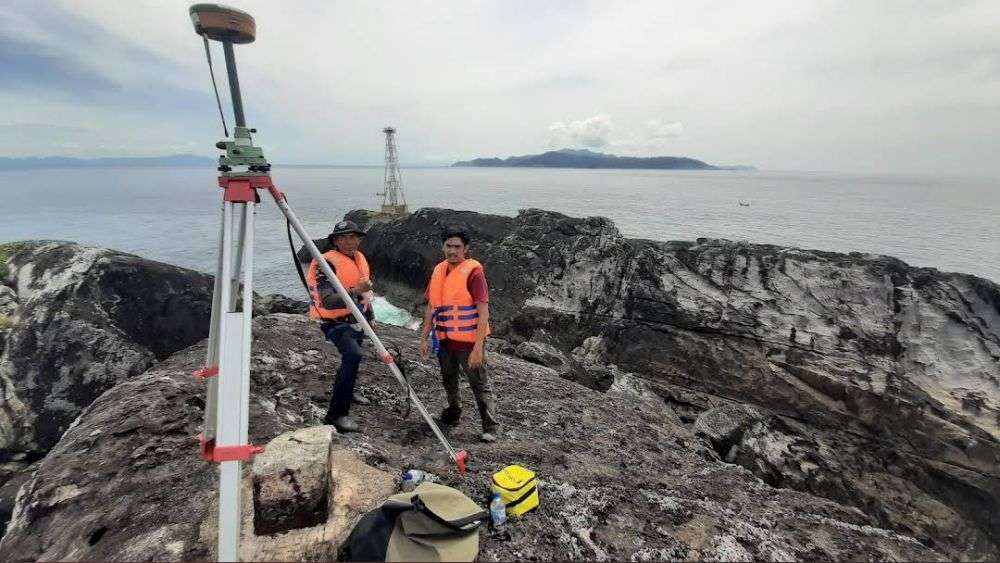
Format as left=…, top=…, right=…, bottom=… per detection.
left=322, top=322, right=364, bottom=418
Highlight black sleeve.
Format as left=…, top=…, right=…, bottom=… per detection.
left=316, top=266, right=351, bottom=310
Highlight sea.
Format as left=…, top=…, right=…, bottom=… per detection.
left=1, top=166, right=998, bottom=325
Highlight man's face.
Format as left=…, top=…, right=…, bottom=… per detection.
left=334, top=233, right=361, bottom=255
left=443, top=236, right=467, bottom=264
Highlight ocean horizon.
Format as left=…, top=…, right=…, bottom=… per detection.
left=1, top=166, right=997, bottom=300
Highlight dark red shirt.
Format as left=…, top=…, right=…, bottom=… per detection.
left=465, top=268, right=489, bottom=304
left=426, top=263, right=489, bottom=351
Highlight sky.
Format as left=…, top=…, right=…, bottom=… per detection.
left=1, top=0, right=998, bottom=175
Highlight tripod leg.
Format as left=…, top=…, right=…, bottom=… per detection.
left=218, top=460, right=241, bottom=561
left=217, top=307, right=246, bottom=562
left=204, top=204, right=226, bottom=444
left=231, top=204, right=247, bottom=310
left=215, top=201, right=243, bottom=562
left=238, top=202, right=254, bottom=442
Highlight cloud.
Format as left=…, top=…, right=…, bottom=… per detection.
left=548, top=114, right=614, bottom=149
left=548, top=114, right=684, bottom=156
left=620, top=119, right=685, bottom=155
left=646, top=119, right=684, bottom=140
left=0, top=1, right=998, bottom=174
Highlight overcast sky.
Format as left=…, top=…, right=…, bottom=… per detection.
left=1, top=0, right=998, bottom=175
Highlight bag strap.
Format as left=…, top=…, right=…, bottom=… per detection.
left=504, top=485, right=538, bottom=510
left=411, top=496, right=489, bottom=532
left=492, top=474, right=537, bottom=492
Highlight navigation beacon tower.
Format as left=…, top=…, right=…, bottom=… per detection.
left=377, top=126, right=408, bottom=214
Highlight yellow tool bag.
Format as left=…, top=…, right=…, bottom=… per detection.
left=491, top=464, right=539, bottom=517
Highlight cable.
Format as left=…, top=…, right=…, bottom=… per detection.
left=285, top=196, right=310, bottom=295
left=202, top=35, right=229, bottom=138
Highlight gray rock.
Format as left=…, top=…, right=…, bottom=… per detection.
left=720, top=412, right=999, bottom=556
left=484, top=337, right=516, bottom=355
left=0, top=316, right=941, bottom=561
left=515, top=341, right=567, bottom=369
left=351, top=207, right=1000, bottom=559
left=246, top=444, right=396, bottom=561
left=0, top=372, right=215, bottom=561
left=516, top=339, right=617, bottom=392
left=0, top=242, right=215, bottom=460
left=0, top=243, right=309, bottom=472
left=252, top=426, right=334, bottom=535
left=253, top=293, right=308, bottom=316
left=0, top=463, right=34, bottom=538
left=693, top=403, right=764, bottom=456
left=0, top=285, right=16, bottom=317
left=572, top=336, right=610, bottom=365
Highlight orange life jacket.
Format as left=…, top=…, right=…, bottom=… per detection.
left=307, top=250, right=370, bottom=321
left=428, top=259, right=489, bottom=343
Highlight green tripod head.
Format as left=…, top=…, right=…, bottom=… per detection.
left=215, top=127, right=269, bottom=173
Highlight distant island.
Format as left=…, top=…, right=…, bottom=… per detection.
left=0, top=154, right=215, bottom=170
left=453, top=148, right=755, bottom=171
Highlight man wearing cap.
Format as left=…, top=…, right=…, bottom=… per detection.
left=307, top=220, right=374, bottom=433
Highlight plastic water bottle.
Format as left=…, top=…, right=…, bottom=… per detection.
left=402, top=469, right=425, bottom=492
left=490, top=493, right=507, bottom=526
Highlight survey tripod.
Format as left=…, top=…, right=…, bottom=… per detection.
left=188, top=5, right=467, bottom=561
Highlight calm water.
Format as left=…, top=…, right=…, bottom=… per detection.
left=1, top=166, right=998, bottom=301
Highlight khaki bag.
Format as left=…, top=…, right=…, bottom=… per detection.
left=338, top=482, right=488, bottom=562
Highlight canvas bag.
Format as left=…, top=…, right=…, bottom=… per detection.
left=338, top=482, right=488, bottom=562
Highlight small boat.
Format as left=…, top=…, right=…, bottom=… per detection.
left=738, top=200, right=750, bottom=207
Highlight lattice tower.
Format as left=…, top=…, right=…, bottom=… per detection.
left=377, top=126, right=408, bottom=214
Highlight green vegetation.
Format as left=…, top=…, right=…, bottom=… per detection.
left=0, top=314, right=13, bottom=330
left=0, top=242, right=23, bottom=282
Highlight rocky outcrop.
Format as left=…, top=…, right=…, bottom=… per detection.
left=0, top=313, right=941, bottom=561
left=351, top=207, right=1000, bottom=559
left=0, top=286, right=16, bottom=318
left=0, top=241, right=306, bottom=540
left=0, top=368, right=215, bottom=560
left=0, top=241, right=308, bottom=468
left=0, top=465, right=32, bottom=540
left=0, top=229, right=992, bottom=559
left=0, top=241, right=216, bottom=465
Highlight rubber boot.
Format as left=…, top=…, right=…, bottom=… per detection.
left=331, top=415, right=360, bottom=433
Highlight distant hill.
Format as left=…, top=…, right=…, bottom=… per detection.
left=452, top=148, right=756, bottom=171
left=0, top=154, right=215, bottom=170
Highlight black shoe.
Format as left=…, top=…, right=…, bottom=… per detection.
left=331, top=415, right=360, bottom=433
left=438, top=405, right=462, bottom=425
left=352, top=392, right=370, bottom=405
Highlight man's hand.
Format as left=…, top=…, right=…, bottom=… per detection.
left=420, top=336, right=430, bottom=360
left=356, top=277, right=373, bottom=293
left=469, top=342, right=485, bottom=369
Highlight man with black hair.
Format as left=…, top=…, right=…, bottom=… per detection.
left=420, top=227, right=500, bottom=442
left=306, top=220, right=375, bottom=433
